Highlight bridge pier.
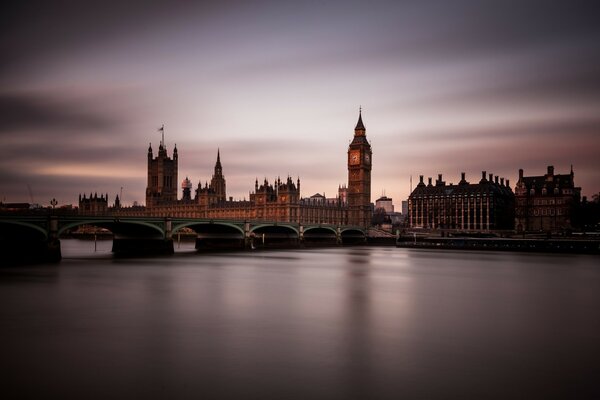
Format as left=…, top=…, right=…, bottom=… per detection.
left=244, top=222, right=251, bottom=249
left=45, top=238, right=62, bottom=262
left=45, top=216, right=62, bottom=262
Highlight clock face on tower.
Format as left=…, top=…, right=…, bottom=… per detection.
left=364, top=153, right=370, bottom=164
left=349, top=150, right=360, bottom=165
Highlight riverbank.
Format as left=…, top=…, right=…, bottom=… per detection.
left=396, top=236, right=600, bottom=254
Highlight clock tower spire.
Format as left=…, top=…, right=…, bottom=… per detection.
left=347, top=108, right=372, bottom=228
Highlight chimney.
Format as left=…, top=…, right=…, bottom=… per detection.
left=461, top=172, right=465, bottom=180
left=519, top=169, right=523, bottom=179
left=428, top=177, right=432, bottom=186
left=489, top=173, right=493, bottom=182
left=419, top=175, right=424, bottom=183
left=500, top=177, right=504, bottom=186
left=436, top=174, right=445, bottom=186
left=506, top=179, right=510, bottom=187
left=547, top=165, right=554, bottom=176
left=495, top=176, right=499, bottom=184
left=482, top=171, right=487, bottom=180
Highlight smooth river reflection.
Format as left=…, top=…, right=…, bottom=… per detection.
left=1, top=240, right=599, bottom=399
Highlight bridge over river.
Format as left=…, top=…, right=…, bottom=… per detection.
left=0, top=215, right=367, bottom=263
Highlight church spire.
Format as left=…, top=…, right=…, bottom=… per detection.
left=216, top=148, right=221, bottom=168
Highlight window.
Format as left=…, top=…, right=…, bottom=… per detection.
left=530, top=188, right=535, bottom=195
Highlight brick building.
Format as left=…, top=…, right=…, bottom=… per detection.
left=514, top=165, right=581, bottom=232
left=408, top=171, right=514, bottom=231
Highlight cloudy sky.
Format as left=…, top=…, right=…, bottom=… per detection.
left=1, top=0, right=599, bottom=207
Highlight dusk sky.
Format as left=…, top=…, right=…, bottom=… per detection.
left=2, top=0, right=599, bottom=207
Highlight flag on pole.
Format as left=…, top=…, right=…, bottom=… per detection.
left=158, top=124, right=165, bottom=147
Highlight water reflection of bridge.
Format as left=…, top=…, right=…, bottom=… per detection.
left=0, top=215, right=367, bottom=263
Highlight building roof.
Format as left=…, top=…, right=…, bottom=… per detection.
left=516, top=166, right=580, bottom=196
left=410, top=181, right=512, bottom=197
left=355, top=111, right=365, bottom=131
left=520, top=174, right=574, bottom=192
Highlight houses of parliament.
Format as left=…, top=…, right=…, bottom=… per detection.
left=88, top=111, right=373, bottom=227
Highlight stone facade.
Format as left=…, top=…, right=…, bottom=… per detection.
left=514, top=165, right=581, bottom=232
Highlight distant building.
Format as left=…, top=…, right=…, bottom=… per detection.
left=372, top=196, right=395, bottom=231
left=0, top=202, right=32, bottom=211
left=375, top=196, right=394, bottom=213
left=401, top=200, right=408, bottom=216
left=514, top=165, right=581, bottom=232
left=79, top=193, right=108, bottom=216
left=408, top=172, right=515, bottom=231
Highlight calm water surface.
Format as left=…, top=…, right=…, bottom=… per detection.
left=1, top=240, right=599, bottom=399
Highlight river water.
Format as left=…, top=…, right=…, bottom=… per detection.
left=1, top=239, right=599, bottom=399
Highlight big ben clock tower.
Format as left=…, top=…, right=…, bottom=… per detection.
left=347, top=108, right=372, bottom=227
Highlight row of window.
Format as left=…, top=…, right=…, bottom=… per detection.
left=532, top=209, right=563, bottom=216
left=527, top=188, right=572, bottom=195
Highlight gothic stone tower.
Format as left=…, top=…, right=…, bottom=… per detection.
left=347, top=110, right=372, bottom=227
left=210, top=149, right=226, bottom=203
left=146, top=139, right=178, bottom=207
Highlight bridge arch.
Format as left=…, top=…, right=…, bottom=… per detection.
left=58, top=220, right=165, bottom=238
left=0, top=220, right=48, bottom=239
left=250, top=224, right=299, bottom=236
left=303, top=226, right=338, bottom=235
left=177, top=221, right=246, bottom=250
left=173, top=221, right=245, bottom=237
left=340, top=227, right=366, bottom=244
left=250, top=224, right=299, bottom=247
left=302, top=226, right=338, bottom=245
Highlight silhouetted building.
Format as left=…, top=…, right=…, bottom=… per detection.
left=211, top=150, right=226, bottom=203
left=128, top=111, right=372, bottom=226
left=79, top=193, right=108, bottom=216
left=514, top=165, right=581, bottom=232
left=408, top=172, right=514, bottom=231
left=146, top=138, right=178, bottom=207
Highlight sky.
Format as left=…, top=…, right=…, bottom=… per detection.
left=1, top=0, right=599, bottom=207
